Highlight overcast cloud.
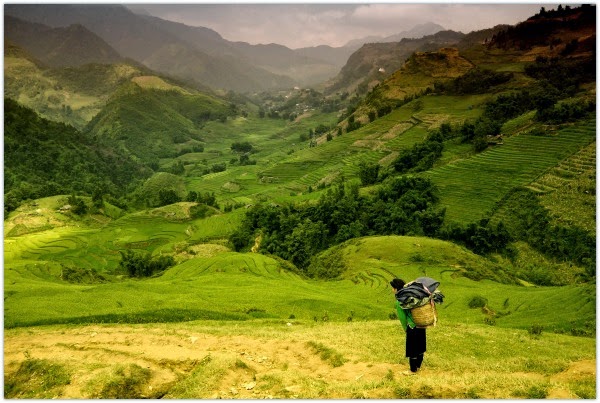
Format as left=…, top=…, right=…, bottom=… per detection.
left=126, top=3, right=555, bottom=49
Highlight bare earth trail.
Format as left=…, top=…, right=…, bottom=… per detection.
left=5, top=324, right=397, bottom=399
left=4, top=323, right=595, bottom=399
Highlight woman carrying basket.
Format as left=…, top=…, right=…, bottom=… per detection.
left=390, top=278, right=426, bottom=374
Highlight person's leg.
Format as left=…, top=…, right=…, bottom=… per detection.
left=416, top=353, right=424, bottom=369
left=409, top=356, right=420, bottom=372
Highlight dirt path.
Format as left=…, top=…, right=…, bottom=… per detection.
left=4, top=324, right=396, bottom=398
left=4, top=324, right=596, bottom=399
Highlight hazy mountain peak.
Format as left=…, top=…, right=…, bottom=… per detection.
left=343, top=22, right=446, bottom=48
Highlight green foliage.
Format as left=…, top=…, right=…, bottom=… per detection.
left=67, top=194, right=88, bottom=215
left=536, top=98, right=595, bottom=124
left=524, top=56, right=595, bottom=94
left=468, top=295, right=489, bottom=309
left=528, top=324, right=544, bottom=338
left=4, top=98, right=149, bottom=212
left=435, top=68, right=513, bottom=94
left=231, top=141, right=253, bottom=153
left=60, top=265, right=106, bottom=284
left=231, top=177, right=444, bottom=271
left=393, top=137, right=443, bottom=174
left=118, top=249, right=175, bottom=278
left=158, top=189, right=181, bottom=206
left=497, top=188, right=595, bottom=278
left=439, top=219, right=512, bottom=256
left=357, top=161, right=380, bottom=185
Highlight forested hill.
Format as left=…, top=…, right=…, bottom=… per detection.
left=488, top=4, right=596, bottom=55
left=4, top=98, right=150, bottom=212
left=83, top=80, right=236, bottom=166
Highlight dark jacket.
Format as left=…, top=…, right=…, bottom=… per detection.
left=395, top=277, right=444, bottom=309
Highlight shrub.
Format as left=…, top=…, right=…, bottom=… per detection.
left=468, top=295, right=488, bottom=309
left=118, top=250, right=175, bottom=278
left=60, top=266, right=106, bottom=284
left=528, top=324, right=544, bottom=338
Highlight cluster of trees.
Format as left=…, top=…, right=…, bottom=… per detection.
left=536, top=99, right=595, bottom=124
left=229, top=177, right=445, bottom=271
left=67, top=194, right=88, bottom=215
left=393, top=133, right=444, bottom=174
left=346, top=115, right=362, bottom=133
left=185, top=191, right=218, bottom=206
left=434, top=68, right=513, bottom=95
left=438, top=219, right=512, bottom=256
left=357, top=161, right=380, bottom=185
left=230, top=142, right=257, bottom=166
left=501, top=188, right=595, bottom=279
left=300, top=124, right=332, bottom=142
left=524, top=56, right=595, bottom=98
left=4, top=98, right=150, bottom=214
left=118, top=250, right=175, bottom=278
left=156, top=189, right=218, bottom=209
left=490, top=4, right=594, bottom=51
left=231, top=141, right=253, bottom=153
left=230, top=175, right=520, bottom=277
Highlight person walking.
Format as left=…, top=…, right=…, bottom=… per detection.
left=390, top=278, right=426, bottom=374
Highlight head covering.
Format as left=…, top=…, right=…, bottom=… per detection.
left=390, top=278, right=405, bottom=290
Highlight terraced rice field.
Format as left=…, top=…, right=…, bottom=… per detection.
left=424, top=119, right=596, bottom=224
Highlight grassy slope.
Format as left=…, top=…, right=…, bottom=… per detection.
left=3, top=54, right=145, bottom=129
left=4, top=86, right=595, bottom=332
left=424, top=118, right=597, bottom=224
left=5, top=233, right=595, bottom=336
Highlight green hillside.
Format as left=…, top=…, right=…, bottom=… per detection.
left=85, top=81, right=234, bottom=165
left=4, top=234, right=595, bottom=337
left=3, top=99, right=150, bottom=211
left=4, top=3, right=595, bottom=334
left=424, top=117, right=596, bottom=224
left=4, top=43, right=149, bottom=128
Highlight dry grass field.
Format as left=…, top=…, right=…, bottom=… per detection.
left=4, top=320, right=595, bottom=399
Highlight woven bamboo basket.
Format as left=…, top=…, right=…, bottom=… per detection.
left=411, top=301, right=437, bottom=328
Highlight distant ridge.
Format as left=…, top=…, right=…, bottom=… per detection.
left=4, top=15, right=123, bottom=67
left=343, top=22, right=446, bottom=48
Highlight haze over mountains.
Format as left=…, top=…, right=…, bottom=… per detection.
left=4, top=4, right=446, bottom=92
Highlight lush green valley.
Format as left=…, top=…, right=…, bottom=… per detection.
left=3, top=4, right=596, bottom=399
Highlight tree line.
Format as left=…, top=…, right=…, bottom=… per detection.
left=229, top=176, right=512, bottom=277
left=4, top=98, right=150, bottom=214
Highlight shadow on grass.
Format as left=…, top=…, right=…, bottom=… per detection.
left=5, top=308, right=250, bottom=329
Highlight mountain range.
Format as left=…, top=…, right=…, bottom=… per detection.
left=4, top=4, right=445, bottom=92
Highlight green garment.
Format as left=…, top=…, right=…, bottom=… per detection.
left=395, top=300, right=416, bottom=331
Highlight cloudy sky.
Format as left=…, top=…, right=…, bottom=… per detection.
left=126, top=2, right=555, bottom=49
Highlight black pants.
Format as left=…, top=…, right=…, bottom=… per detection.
left=406, top=326, right=426, bottom=372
